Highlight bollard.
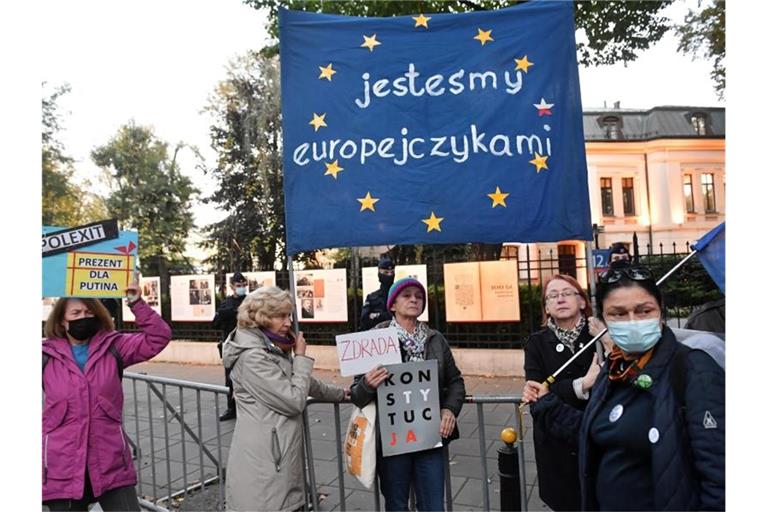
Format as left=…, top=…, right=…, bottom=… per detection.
left=498, top=427, right=522, bottom=511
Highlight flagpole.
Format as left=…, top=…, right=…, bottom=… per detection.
left=287, top=254, right=300, bottom=334
left=584, top=240, right=604, bottom=364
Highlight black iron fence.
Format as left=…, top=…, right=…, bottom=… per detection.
left=47, top=242, right=721, bottom=349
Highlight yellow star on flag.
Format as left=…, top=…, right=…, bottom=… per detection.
left=529, top=153, right=549, bottom=173
left=413, top=14, right=431, bottom=28
left=318, top=63, right=336, bottom=81
left=361, top=34, right=381, bottom=52
left=487, top=186, right=510, bottom=208
left=357, top=192, right=380, bottom=212
left=309, top=113, right=327, bottom=131
left=422, top=212, right=444, bottom=232
left=324, top=160, right=344, bottom=179
left=515, top=55, right=534, bottom=73
left=474, top=28, right=494, bottom=46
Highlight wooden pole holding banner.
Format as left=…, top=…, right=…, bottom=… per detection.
left=287, top=254, right=301, bottom=334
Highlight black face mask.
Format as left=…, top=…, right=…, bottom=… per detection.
left=378, top=272, right=395, bottom=289
left=67, top=317, right=101, bottom=341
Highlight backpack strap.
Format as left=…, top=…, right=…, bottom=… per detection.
left=108, top=343, right=124, bottom=380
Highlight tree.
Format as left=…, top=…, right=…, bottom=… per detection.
left=245, top=0, right=674, bottom=67
left=675, top=0, right=725, bottom=99
left=91, top=122, right=199, bottom=316
left=42, top=82, right=106, bottom=226
left=201, top=52, right=293, bottom=272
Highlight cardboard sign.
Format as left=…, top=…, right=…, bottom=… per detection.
left=42, top=219, right=119, bottom=257
left=42, top=223, right=139, bottom=298
left=335, top=327, right=402, bottom=377
left=377, top=360, right=442, bottom=457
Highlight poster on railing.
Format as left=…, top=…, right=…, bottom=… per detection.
left=122, top=276, right=162, bottom=322
left=293, top=268, right=348, bottom=322
left=335, top=327, right=402, bottom=377
left=225, top=271, right=277, bottom=292
left=42, top=297, right=57, bottom=321
left=444, top=261, right=520, bottom=322
left=362, top=265, right=429, bottom=322
left=378, top=360, right=442, bottom=457
left=170, top=274, right=216, bottom=321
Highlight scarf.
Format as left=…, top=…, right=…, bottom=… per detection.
left=607, top=346, right=656, bottom=387
left=547, top=315, right=586, bottom=354
left=390, top=318, right=429, bottom=362
left=260, top=328, right=295, bottom=348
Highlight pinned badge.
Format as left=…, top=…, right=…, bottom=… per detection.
left=648, top=427, right=660, bottom=444
left=609, top=404, right=623, bottom=423
left=556, top=343, right=565, bottom=353
left=635, top=374, right=653, bottom=390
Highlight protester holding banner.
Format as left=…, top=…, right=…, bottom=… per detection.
left=350, top=277, right=466, bottom=512
left=523, top=266, right=725, bottom=511
left=222, top=286, right=348, bottom=512
left=42, top=276, right=172, bottom=511
left=523, top=274, right=600, bottom=511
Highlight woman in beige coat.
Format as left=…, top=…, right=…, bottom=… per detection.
left=222, top=286, right=348, bottom=512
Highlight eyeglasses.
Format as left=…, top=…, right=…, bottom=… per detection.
left=545, top=289, right=579, bottom=301
left=599, top=267, right=653, bottom=284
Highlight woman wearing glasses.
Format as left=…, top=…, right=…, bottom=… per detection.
left=523, top=274, right=600, bottom=511
left=523, top=266, right=725, bottom=511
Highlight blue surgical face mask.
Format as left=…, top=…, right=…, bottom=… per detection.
left=606, top=318, right=662, bottom=354
left=235, top=286, right=247, bottom=297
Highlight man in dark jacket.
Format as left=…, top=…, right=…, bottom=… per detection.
left=360, top=255, right=395, bottom=330
left=212, top=272, right=248, bottom=421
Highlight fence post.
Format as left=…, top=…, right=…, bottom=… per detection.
left=498, top=428, right=522, bottom=512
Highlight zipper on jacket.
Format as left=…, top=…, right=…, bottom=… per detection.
left=271, top=427, right=282, bottom=472
left=44, top=434, right=49, bottom=484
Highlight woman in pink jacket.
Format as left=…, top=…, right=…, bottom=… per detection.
left=42, top=277, right=172, bottom=510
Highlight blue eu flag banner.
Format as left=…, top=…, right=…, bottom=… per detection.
left=692, top=222, right=725, bottom=294
left=280, top=0, right=592, bottom=255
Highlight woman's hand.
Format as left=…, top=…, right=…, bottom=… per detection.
left=440, top=408, right=456, bottom=438
left=522, top=380, right=549, bottom=403
left=125, top=271, right=142, bottom=303
left=364, top=365, right=388, bottom=389
left=582, top=353, right=601, bottom=392
left=589, top=316, right=615, bottom=353
left=293, top=331, right=307, bottom=356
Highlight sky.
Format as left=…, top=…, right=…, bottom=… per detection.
left=41, top=0, right=724, bottom=261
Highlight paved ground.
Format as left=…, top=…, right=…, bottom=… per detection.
left=123, top=361, right=547, bottom=512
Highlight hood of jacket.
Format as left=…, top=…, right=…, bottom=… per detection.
left=222, top=327, right=286, bottom=370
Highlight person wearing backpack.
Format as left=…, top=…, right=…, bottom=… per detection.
left=523, top=266, right=725, bottom=511
left=42, top=275, right=172, bottom=511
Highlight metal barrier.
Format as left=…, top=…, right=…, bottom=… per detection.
left=123, top=372, right=230, bottom=512
left=302, top=395, right=528, bottom=512
left=121, top=371, right=529, bottom=512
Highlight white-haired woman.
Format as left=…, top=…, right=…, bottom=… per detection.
left=222, top=286, right=348, bottom=512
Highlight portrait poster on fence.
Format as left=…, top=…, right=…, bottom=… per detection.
left=43, top=221, right=139, bottom=299
left=444, top=260, right=520, bottom=322
left=122, top=276, right=162, bottom=322
left=225, top=271, right=276, bottom=292
left=378, top=359, right=442, bottom=457
left=170, top=274, right=216, bottom=321
left=293, top=268, right=348, bottom=322
left=335, top=327, right=402, bottom=377
left=363, top=265, right=429, bottom=321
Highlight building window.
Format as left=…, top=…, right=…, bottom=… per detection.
left=602, top=115, right=622, bottom=140
left=600, top=177, right=614, bottom=216
left=557, top=244, right=577, bottom=278
left=690, top=113, right=708, bottom=136
left=500, top=245, right=518, bottom=260
left=702, top=173, right=716, bottom=213
left=683, top=174, right=695, bottom=213
left=622, top=177, right=636, bottom=216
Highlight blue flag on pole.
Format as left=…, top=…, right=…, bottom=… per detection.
left=692, top=222, right=725, bottom=294
left=280, top=0, right=592, bottom=254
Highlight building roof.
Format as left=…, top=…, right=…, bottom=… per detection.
left=582, top=106, right=725, bottom=142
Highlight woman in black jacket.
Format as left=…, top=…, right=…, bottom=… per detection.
left=524, top=274, right=600, bottom=511
left=350, top=277, right=465, bottom=512
left=524, top=266, right=725, bottom=511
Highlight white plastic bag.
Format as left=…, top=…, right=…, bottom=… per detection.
left=344, top=402, right=377, bottom=489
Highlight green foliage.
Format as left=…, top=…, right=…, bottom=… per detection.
left=639, top=253, right=723, bottom=316
left=201, top=52, right=289, bottom=272
left=244, top=0, right=673, bottom=67
left=675, top=0, right=725, bottom=99
left=91, top=121, right=199, bottom=274
left=42, top=82, right=107, bottom=226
